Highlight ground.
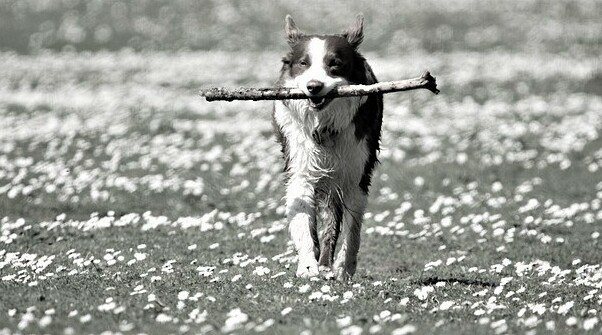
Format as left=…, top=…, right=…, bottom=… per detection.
left=1, top=4, right=602, bottom=334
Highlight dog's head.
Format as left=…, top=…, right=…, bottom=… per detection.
left=279, top=14, right=367, bottom=111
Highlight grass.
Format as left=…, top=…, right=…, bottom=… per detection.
left=1, top=3, right=602, bottom=333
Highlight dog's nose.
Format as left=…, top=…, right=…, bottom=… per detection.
left=306, top=80, right=324, bottom=95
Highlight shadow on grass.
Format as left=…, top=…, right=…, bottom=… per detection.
left=417, top=276, right=497, bottom=287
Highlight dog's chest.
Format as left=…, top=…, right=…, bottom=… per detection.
left=274, top=100, right=369, bottom=191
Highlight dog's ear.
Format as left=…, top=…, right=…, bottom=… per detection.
left=285, top=14, right=303, bottom=46
left=343, top=14, right=364, bottom=48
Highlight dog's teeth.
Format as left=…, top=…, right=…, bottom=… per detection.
left=308, top=96, right=330, bottom=109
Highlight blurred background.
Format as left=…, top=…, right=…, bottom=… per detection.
left=0, top=0, right=600, bottom=219
left=1, top=0, right=600, bottom=56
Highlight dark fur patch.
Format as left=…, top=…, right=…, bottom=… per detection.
left=280, top=37, right=311, bottom=79
left=322, top=36, right=358, bottom=81
left=318, top=201, right=343, bottom=266
left=271, top=116, right=291, bottom=176
left=279, top=35, right=364, bottom=85
left=312, top=126, right=338, bottom=146
left=352, top=62, right=383, bottom=194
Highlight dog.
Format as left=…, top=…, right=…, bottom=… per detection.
left=272, top=14, right=383, bottom=280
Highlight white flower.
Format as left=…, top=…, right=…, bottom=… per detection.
left=336, top=316, right=352, bottom=328
left=565, top=316, right=577, bottom=326
left=414, top=177, right=425, bottom=187
left=392, top=324, right=416, bottom=335
left=500, top=276, right=513, bottom=285
left=522, top=315, right=539, bottom=328
left=341, top=325, right=363, bottom=335
left=557, top=301, right=574, bottom=315
left=583, top=317, right=598, bottom=330
left=369, top=325, right=383, bottom=333
left=97, top=301, right=116, bottom=312
left=413, top=286, right=434, bottom=300
left=298, top=284, right=311, bottom=293
left=528, top=303, right=546, bottom=315
left=252, top=266, right=270, bottom=276
left=439, top=301, right=454, bottom=310
left=156, top=313, right=173, bottom=323
left=222, top=308, right=248, bottom=333
left=39, top=315, right=52, bottom=328
left=177, top=291, right=189, bottom=300
left=492, top=182, right=503, bottom=192
left=308, top=291, right=323, bottom=300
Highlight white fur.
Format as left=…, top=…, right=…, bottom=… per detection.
left=276, top=97, right=370, bottom=278
left=286, top=176, right=319, bottom=277
left=274, top=37, right=371, bottom=278
left=274, top=37, right=373, bottom=279
left=294, top=38, right=345, bottom=96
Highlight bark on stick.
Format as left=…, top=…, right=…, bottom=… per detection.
left=200, top=71, right=439, bottom=102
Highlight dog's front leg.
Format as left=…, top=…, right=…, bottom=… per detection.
left=286, top=177, right=320, bottom=278
left=334, top=190, right=367, bottom=281
left=318, top=195, right=343, bottom=272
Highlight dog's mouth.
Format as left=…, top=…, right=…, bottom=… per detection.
left=308, top=96, right=332, bottom=110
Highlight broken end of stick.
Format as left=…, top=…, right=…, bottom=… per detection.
left=421, top=71, right=440, bottom=95
left=200, top=87, right=235, bottom=102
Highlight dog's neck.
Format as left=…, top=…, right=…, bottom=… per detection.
left=284, top=96, right=365, bottom=144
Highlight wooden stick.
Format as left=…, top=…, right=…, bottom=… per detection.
left=200, top=71, right=439, bottom=102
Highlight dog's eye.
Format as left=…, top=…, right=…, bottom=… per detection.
left=328, top=59, right=342, bottom=68
left=299, top=60, right=308, bottom=67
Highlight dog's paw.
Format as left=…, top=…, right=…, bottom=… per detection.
left=296, top=257, right=320, bottom=278
left=334, top=266, right=353, bottom=282
left=319, top=266, right=336, bottom=280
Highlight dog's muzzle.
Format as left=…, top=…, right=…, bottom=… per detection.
left=306, top=80, right=333, bottom=110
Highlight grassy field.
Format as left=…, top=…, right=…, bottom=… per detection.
left=1, top=1, right=602, bottom=334
left=1, top=49, right=600, bottom=334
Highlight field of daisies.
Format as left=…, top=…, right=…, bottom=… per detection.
left=1, top=1, right=602, bottom=334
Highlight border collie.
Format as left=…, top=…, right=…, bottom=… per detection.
left=272, top=14, right=383, bottom=280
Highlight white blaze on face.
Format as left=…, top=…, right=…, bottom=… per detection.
left=294, top=38, right=346, bottom=96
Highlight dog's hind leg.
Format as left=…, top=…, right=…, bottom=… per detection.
left=287, top=177, right=320, bottom=278
left=318, top=194, right=343, bottom=272
left=333, top=189, right=367, bottom=281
